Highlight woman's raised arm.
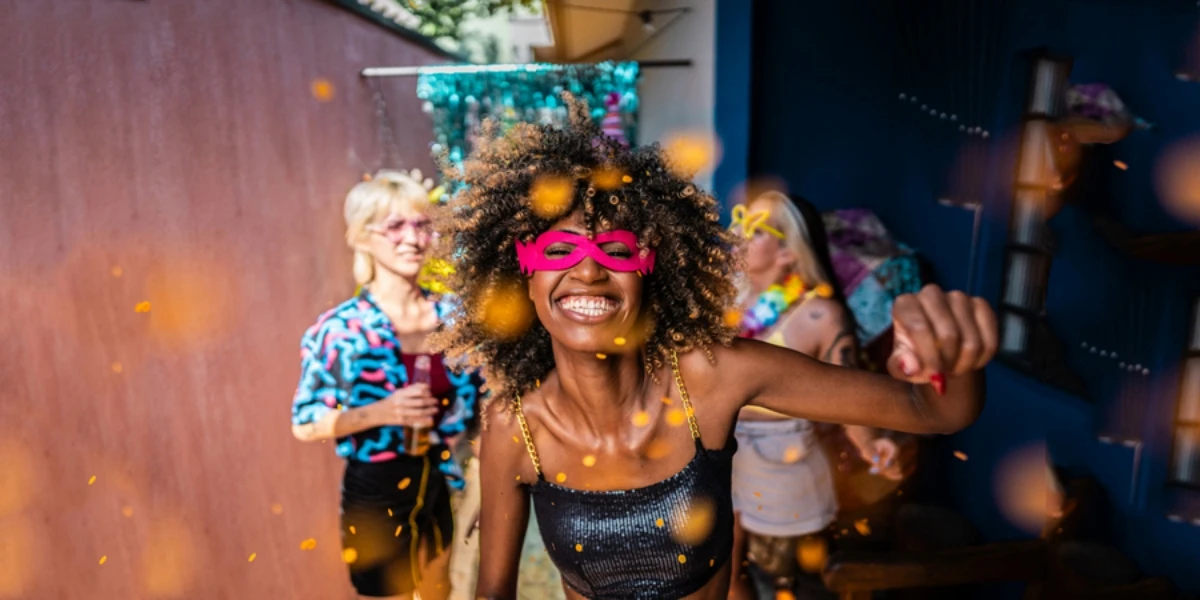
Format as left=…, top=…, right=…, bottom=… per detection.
left=721, top=285, right=997, bottom=435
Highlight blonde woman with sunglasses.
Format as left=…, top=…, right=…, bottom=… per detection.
left=725, top=191, right=903, bottom=598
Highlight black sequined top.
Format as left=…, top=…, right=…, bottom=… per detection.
left=514, top=353, right=737, bottom=599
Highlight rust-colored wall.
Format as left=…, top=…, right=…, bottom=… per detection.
left=0, top=1, right=444, bottom=597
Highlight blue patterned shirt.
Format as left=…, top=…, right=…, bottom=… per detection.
left=291, top=289, right=481, bottom=489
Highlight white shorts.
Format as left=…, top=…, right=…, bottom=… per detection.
left=732, top=419, right=838, bottom=538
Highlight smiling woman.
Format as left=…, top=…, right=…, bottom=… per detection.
left=429, top=94, right=998, bottom=600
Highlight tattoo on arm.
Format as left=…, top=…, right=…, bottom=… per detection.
left=822, top=328, right=859, bottom=367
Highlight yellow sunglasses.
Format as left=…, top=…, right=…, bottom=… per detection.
left=729, top=204, right=785, bottom=239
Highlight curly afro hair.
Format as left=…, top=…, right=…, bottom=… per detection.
left=429, top=94, right=741, bottom=408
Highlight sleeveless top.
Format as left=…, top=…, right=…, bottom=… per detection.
left=514, top=352, right=737, bottom=600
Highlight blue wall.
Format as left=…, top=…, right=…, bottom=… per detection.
left=721, top=0, right=1200, bottom=591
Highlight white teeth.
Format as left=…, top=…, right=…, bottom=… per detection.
left=559, top=295, right=617, bottom=317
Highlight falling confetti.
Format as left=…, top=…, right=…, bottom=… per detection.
left=796, top=537, right=828, bottom=573
left=677, top=554, right=687, bottom=564
left=632, top=411, right=650, bottom=427
left=134, top=301, right=151, bottom=313
left=394, top=525, right=403, bottom=537
left=247, top=553, right=256, bottom=563
left=310, top=78, right=335, bottom=102
left=476, top=279, right=535, bottom=341
left=1113, top=160, right=1128, bottom=171
left=783, top=447, right=802, bottom=464
left=121, top=506, right=133, bottom=518
left=595, top=353, right=607, bottom=360
left=271, top=504, right=283, bottom=515
left=512, top=435, right=520, bottom=444
left=614, top=337, right=627, bottom=346
left=655, top=518, right=664, bottom=528
left=387, top=509, right=393, bottom=517
left=110, top=266, right=123, bottom=277
left=753, top=491, right=762, bottom=498
left=349, top=526, right=356, bottom=535
left=665, top=409, right=686, bottom=427
left=592, top=166, right=625, bottom=190
left=776, top=591, right=797, bottom=600
left=854, top=519, right=871, bottom=536
left=582, top=455, right=596, bottom=467
left=555, top=472, right=567, bottom=483
left=954, top=451, right=969, bottom=461
left=88, top=475, right=96, bottom=485
left=529, top=175, right=575, bottom=219
left=663, top=131, right=722, bottom=178
left=299, top=538, right=317, bottom=551
left=661, top=396, right=673, bottom=405
left=111, top=362, right=123, bottom=374
left=1154, top=135, right=1200, bottom=224
left=398, top=478, right=411, bottom=490
left=645, top=439, right=671, bottom=460
left=342, top=548, right=358, bottom=564
left=672, top=497, right=715, bottom=545
left=99, top=556, right=107, bottom=565
left=441, top=450, right=451, bottom=460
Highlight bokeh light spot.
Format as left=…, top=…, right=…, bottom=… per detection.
left=398, top=478, right=411, bottom=490
left=632, top=411, right=650, bottom=427
left=311, top=78, right=335, bottom=103
left=299, top=538, right=317, bottom=551
left=342, top=548, right=358, bottom=564
left=529, top=175, right=575, bottom=219
left=671, top=496, right=715, bottom=546
left=663, top=131, right=722, bottom=178
left=247, top=553, right=256, bottom=563
left=582, top=455, right=596, bottom=467
left=134, top=301, right=151, bottom=313
left=1154, top=135, right=1200, bottom=225
left=796, top=537, right=828, bottom=573
left=665, top=409, right=686, bottom=427
left=476, top=279, right=535, bottom=341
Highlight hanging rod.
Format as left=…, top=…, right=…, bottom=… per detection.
left=361, top=59, right=691, bottom=78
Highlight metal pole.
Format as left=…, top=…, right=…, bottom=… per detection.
left=360, top=59, right=691, bottom=78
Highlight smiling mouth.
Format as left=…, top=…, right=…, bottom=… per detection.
left=557, top=295, right=619, bottom=320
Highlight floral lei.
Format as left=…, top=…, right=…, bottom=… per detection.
left=729, top=274, right=834, bottom=338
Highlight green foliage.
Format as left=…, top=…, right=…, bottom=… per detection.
left=398, top=0, right=541, bottom=41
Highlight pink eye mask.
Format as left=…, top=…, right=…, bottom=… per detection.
left=515, top=230, right=656, bottom=275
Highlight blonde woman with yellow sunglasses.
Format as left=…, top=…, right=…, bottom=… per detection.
left=725, top=191, right=903, bottom=598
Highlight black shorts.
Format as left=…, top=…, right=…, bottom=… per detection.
left=341, top=450, right=454, bottom=597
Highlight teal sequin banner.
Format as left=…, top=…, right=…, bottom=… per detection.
left=417, top=62, right=640, bottom=171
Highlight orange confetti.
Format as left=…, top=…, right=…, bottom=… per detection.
left=672, top=497, right=715, bottom=545
left=555, top=472, right=567, bottom=483
left=342, top=548, right=358, bottom=564
left=88, top=475, right=96, bottom=485
left=394, top=525, right=403, bottom=537
left=661, top=396, right=673, bottom=405
left=592, top=166, right=625, bottom=190
left=513, top=435, right=520, bottom=444
left=110, top=266, right=123, bottom=277
left=677, top=554, right=687, bottom=564
left=621, top=175, right=633, bottom=183
left=575, top=544, right=583, bottom=552
left=310, top=78, right=335, bottom=102
left=645, top=439, right=671, bottom=460
left=134, top=301, right=151, bottom=313
left=477, top=279, right=535, bottom=341
left=247, top=553, right=256, bottom=563
left=516, top=475, right=521, bottom=481
left=753, top=491, right=762, bottom=498
left=349, top=526, right=356, bottom=535
left=596, top=353, right=607, bottom=360
left=582, top=455, right=596, bottom=467
left=441, top=450, right=451, bottom=460
left=814, top=283, right=834, bottom=298
left=723, top=309, right=742, bottom=328
left=796, top=537, right=828, bottom=573
left=1113, top=160, right=1128, bottom=171
left=299, top=538, right=317, bottom=550
left=442, top=398, right=449, bottom=406
left=530, top=175, right=575, bottom=219
left=854, top=518, right=871, bottom=536
left=776, top=591, right=797, bottom=600
left=663, top=131, right=722, bottom=178
left=271, top=504, right=283, bottom=515
left=655, top=518, right=664, bottom=528
left=665, top=409, right=686, bottom=427
left=98, top=555, right=107, bottom=565
left=782, top=447, right=802, bottom=464
left=398, top=478, right=411, bottom=490
left=111, top=362, right=123, bottom=374
left=954, top=451, right=968, bottom=461
left=121, top=506, right=133, bottom=518
left=614, top=337, right=627, bottom=346
left=632, top=411, right=650, bottom=427
left=387, top=509, right=393, bottom=517
left=710, top=558, right=715, bottom=567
